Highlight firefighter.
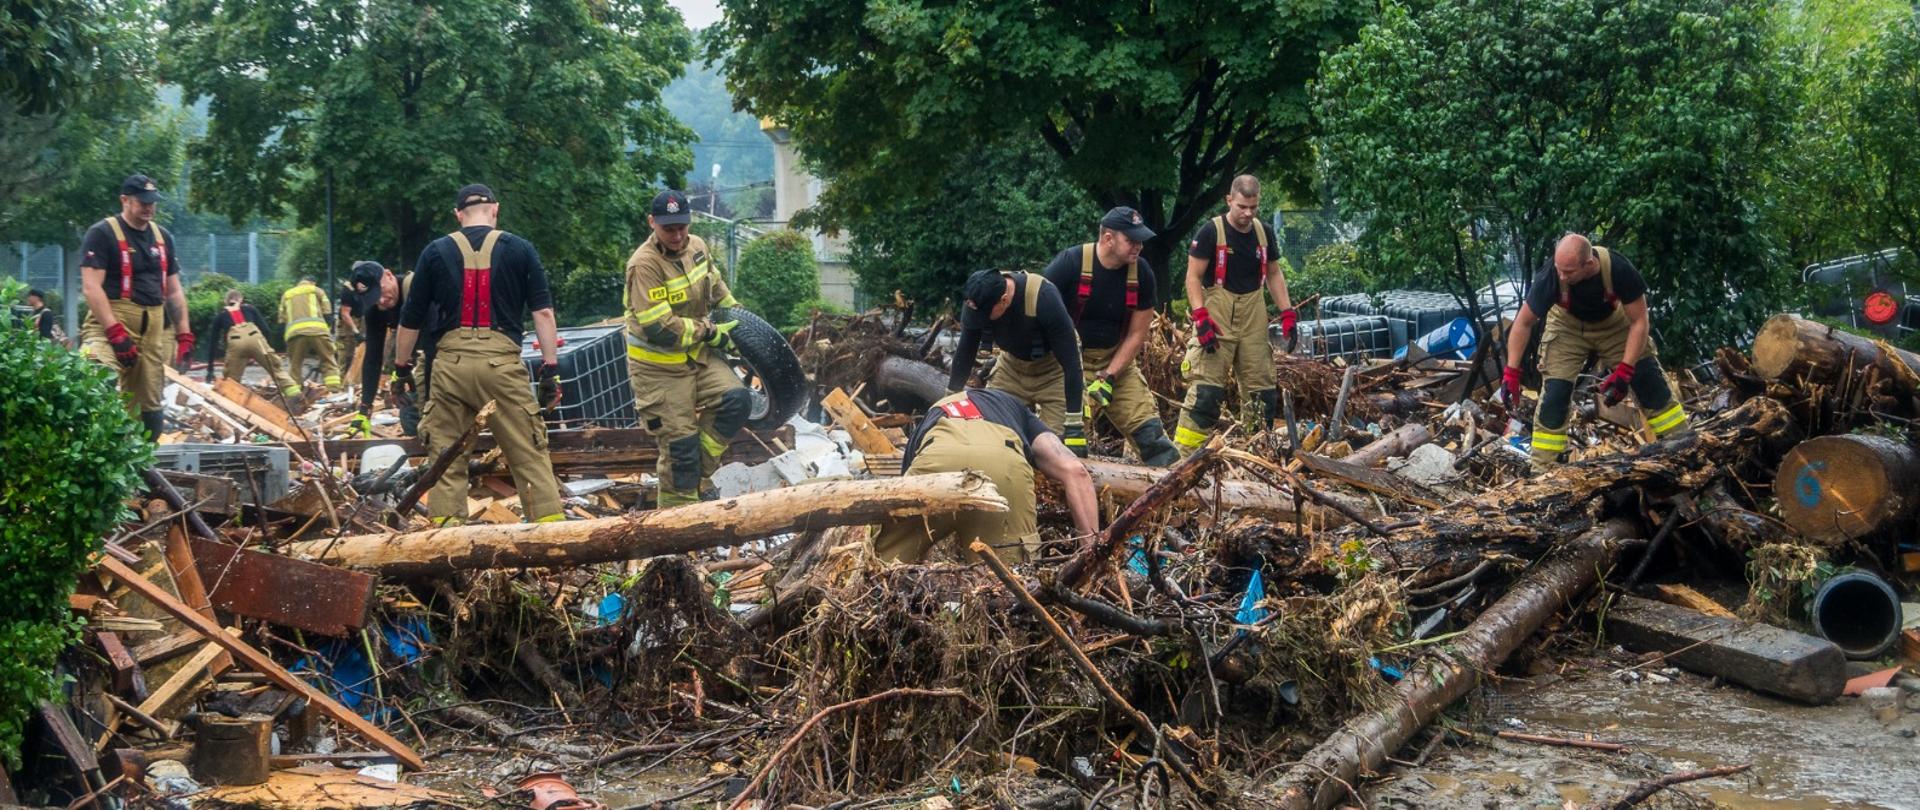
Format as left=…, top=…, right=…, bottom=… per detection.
left=336, top=277, right=362, bottom=378
left=345, top=260, right=426, bottom=437
left=1502, top=233, right=1692, bottom=470
left=622, top=189, right=754, bottom=507
left=280, top=275, right=342, bottom=392
left=947, top=267, right=1087, bottom=455
left=871, top=388, right=1100, bottom=564
left=391, top=184, right=566, bottom=523
left=205, top=289, right=300, bottom=398
left=1173, top=175, right=1297, bottom=451
left=22, top=289, right=62, bottom=343
left=77, top=173, right=195, bottom=440
left=1042, top=208, right=1181, bottom=466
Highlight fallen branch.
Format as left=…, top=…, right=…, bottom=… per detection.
left=727, top=688, right=979, bottom=810
left=1594, top=764, right=1751, bottom=810
left=1495, top=730, right=1627, bottom=752
left=1058, top=435, right=1223, bottom=591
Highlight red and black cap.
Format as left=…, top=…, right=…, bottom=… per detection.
left=120, top=174, right=163, bottom=203
left=455, top=184, right=498, bottom=210
left=651, top=190, right=692, bottom=225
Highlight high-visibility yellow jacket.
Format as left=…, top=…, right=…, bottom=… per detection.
left=279, top=281, right=332, bottom=340
left=622, top=233, right=736, bottom=365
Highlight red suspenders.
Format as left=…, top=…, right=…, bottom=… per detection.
left=104, top=217, right=166, bottom=299
left=451, top=230, right=505, bottom=328
left=1211, top=216, right=1266, bottom=286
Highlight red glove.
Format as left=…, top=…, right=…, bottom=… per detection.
left=1279, top=308, right=1298, bottom=342
left=1192, top=307, right=1220, bottom=352
left=1502, top=366, right=1522, bottom=405
left=174, top=332, right=196, bottom=364
left=1601, top=362, right=1635, bottom=406
left=104, top=322, right=139, bottom=367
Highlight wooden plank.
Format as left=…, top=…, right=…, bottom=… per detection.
left=164, top=366, right=306, bottom=443
left=133, top=630, right=206, bottom=667
left=158, top=469, right=240, bottom=515
left=821, top=387, right=896, bottom=456
left=95, top=632, right=149, bottom=702
left=191, top=536, right=375, bottom=637
left=214, top=377, right=300, bottom=437
left=1298, top=453, right=1443, bottom=509
left=1651, top=583, right=1737, bottom=619
left=137, top=640, right=225, bottom=726
left=164, top=526, right=233, bottom=674
left=97, top=556, right=427, bottom=771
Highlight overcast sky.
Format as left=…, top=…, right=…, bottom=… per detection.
left=669, top=0, right=723, bottom=30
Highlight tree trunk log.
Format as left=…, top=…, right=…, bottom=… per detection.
left=1272, top=518, right=1641, bottom=809
left=1751, top=314, right=1920, bottom=391
left=287, top=472, right=1006, bottom=577
left=1074, top=460, right=1353, bottom=527
left=1345, top=423, right=1434, bottom=468
left=1772, top=434, right=1920, bottom=545
left=872, top=355, right=951, bottom=411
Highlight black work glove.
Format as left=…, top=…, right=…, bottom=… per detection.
left=390, top=362, right=416, bottom=406
left=105, top=322, right=139, bottom=367
left=538, top=362, right=561, bottom=408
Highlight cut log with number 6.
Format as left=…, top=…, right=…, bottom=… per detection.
left=1772, top=434, right=1920, bottom=545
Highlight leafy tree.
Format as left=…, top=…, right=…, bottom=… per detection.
left=0, top=286, right=150, bottom=762
left=161, top=0, right=697, bottom=298
left=705, top=0, right=1370, bottom=303
left=1315, top=0, right=1791, bottom=360
left=1821, top=15, right=1920, bottom=274
left=0, top=0, right=124, bottom=115
left=844, top=140, right=1100, bottom=311
left=734, top=229, right=818, bottom=331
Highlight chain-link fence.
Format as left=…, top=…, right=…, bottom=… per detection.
left=3, top=231, right=297, bottom=337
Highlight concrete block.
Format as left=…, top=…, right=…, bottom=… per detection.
left=1606, top=595, right=1846, bottom=705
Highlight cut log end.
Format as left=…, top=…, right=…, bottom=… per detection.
left=1749, top=314, right=1808, bottom=381
left=1773, top=434, right=1920, bottom=544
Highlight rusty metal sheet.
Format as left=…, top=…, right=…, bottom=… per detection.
left=192, top=537, right=374, bottom=637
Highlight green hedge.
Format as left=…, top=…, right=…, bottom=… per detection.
left=0, top=296, right=150, bottom=763
left=734, top=230, right=819, bottom=331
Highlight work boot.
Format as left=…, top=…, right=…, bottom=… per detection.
left=1132, top=419, right=1182, bottom=467
left=140, top=410, right=166, bottom=443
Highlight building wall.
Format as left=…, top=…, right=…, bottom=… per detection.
left=763, top=121, right=856, bottom=309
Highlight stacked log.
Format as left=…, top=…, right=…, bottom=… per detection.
left=1772, top=434, right=1920, bottom=545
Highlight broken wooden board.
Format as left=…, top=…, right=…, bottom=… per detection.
left=164, top=366, right=306, bottom=443
left=157, top=469, right=241, bottom=515
left=95, top=632, right=148, bottom=702
left=164, top=526, right=234, bottom=674
left=1651, top=583, right=1737, bottom=619
left=191, top=536, right=375, bottom=637
left=821, top=387, right=897, bottom=456
left=137, top=639, right=225, bottom=726
left=1298, top=452, right=1443, bottom=509
left=214, top=377, right=301, bottom=439
left=1606, top=595, right=1845, bottom=705
left=97, top=556, right=427, bottom=771
left=198, top=764, right=457, bottom=810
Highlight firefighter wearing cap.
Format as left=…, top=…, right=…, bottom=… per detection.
left=206, top=289, right=300, bottom=398
left=336, top=278, right=362, bottom=375
left=346, top=260, right=427, bottom=437
left=623, top=189, right=755, bottom=508
left=391, top=184, right=566, bottom=523
left=1173, top=175, right=1296, bottom=451
left=1502, top=234, right=1691, bottom=470
left=948, top=269, right=1087, bottom=455
left=1042, top=208, right=1181, bottom=466
left=872, top=388, right=1100, bottom=563
left=77, top=173, right=195, bottom=440
left=280, top=276, right=342, bottom=392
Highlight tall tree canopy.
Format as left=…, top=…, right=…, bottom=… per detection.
left=706, top=0, right=1368, bottom=303
left=1315, top=0, right=1791, bottom=360
left=161, top=0, right=695, bottom=284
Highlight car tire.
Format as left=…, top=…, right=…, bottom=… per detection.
left=718, top=307, right=807, bottom=430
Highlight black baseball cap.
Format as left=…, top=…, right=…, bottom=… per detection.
left=651, top=190, right=692, bottom=225
left=120, top=174, right=163, bottom=203
left=962, top=269, right=1008, bottom=313
left=1100, top=206, right=1154, bottom=242
left=455, top=183, right=497, bottom=210
left=350, top=260, right=386, bottom=309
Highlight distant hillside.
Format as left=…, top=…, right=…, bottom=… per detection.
left=662, top=56, right=774, bottom=190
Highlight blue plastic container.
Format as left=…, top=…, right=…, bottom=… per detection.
left=1394, top=316, right=1477, bottom=361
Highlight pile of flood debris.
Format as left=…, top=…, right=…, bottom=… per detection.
left=10, top=310, right=1919, bottom=810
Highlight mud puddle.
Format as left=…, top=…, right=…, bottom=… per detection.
left=1366, top=655, right=1920, bottom=809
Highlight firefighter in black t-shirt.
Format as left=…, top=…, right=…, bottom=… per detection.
left=1173, top=175, right=1296, bottom=452
left=948, top=268, right=1088, bottom=455
left=871, top=388, right=1100, bottom=564
left=391, top=184, right=565, bottom=524
left=22, top=289, right=61, bottom=343
left=1042, top=208, right=1181, bottom=466
left=1501, top=234, right=1691, bottom=470
left=347, top=260, right=428, bottom=436
left=77, top=174, right=195, bottom=440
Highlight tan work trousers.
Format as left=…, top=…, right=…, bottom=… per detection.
left=628, top=349, right=746, bottom=507
left=1176, top=286, right=1275, bottom=447
left=987, top=352, right=1068, bottom=433
left=420, top=328, right=564, bottom=522
left=80, top=299, right=170, bottom=414
left=286, top=332, right=342, bottom=390
left=871, top=413, right=1036, bottom=564
left=1530, top=306, right=1689, bottom=468
left=224, top=322, right=300, bottom=397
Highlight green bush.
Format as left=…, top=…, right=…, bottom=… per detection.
left=555, top=262, right=627, bottom=326
left=734, top=230, right=820, bottom=331
left=0, top=318, right=151, bottom=764
left=1292, top=242, right=1377, bottom=303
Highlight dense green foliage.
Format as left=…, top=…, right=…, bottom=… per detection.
left=845, top=141, right=1101, bottom=309
left=734, top=230, right=818, bottom=331
left=0, top=295, right=151, bottom=762
left=1316, top=0, right=1791, bottom=360
left=706, top=0, right=1368, bottom=302
left=0, top=0, right=124, bottom=115
left=160, top=0, right=696, bottom=293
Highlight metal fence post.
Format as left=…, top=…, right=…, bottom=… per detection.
left=247, top=232, right=259, bottom=283
left=209, top=233, right=218, bottom=277
left=63, top=244, right=78, bottom=339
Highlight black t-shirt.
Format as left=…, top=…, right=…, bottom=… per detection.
left=1187, top=217, right=1275, bottom=295
left=401, top=226, right=553, bottom=346
left=1524, top=249, right=1648, bottom=323
left=80, top=216, right=179, bottom=306
left=1042, top=244, right=1159, bottom=351
left=359, top=273, right=432, bottom=413
left=30, top=307, right=54, bottom=340
left=902, top=388, right=1053, bottom=469
left=205, top=303, right=268, bottom=355
left=949, top=272, right=1085, bottom=415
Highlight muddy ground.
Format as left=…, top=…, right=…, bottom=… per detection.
left=1367, top=646, right=1920, bottom=810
